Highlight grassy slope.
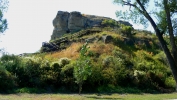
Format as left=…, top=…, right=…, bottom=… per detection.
left=33, top=27, right=175, bottom=93
left=43, top=28, right=159, bottom=62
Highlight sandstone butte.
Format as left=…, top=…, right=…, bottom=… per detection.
left=51, top=11, right=132, bottom=40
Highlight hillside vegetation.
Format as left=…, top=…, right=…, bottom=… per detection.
left=0, top=22, right=176, bottom=93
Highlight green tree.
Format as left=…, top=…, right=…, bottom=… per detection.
left=74, top=42, right=92, bottom=94
left=114, top=0, right=177, bottom=90
left=0, top=0, right=8, bottom=53
left=0, top=0, right=8, bottom=33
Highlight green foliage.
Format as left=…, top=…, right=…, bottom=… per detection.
left=156, top=11, right=168, bottom=33
left=101, top=19, right=117, bottom=28
left=97, top=85, right=142, bottom=93
left=101, top=67, right=117, bottom=85
left=120, top=24, right=133, bottom=37
left=114, top=0, right=150, bottom=28
left=86, top=62, right=102, bottom=88
left=0, top=28, right=175, bottom=93
left=0, top=55, right=25, bottom=87
left=15, top=87, right=45, bottom=93
left=74, top=42, right=92, bottom=94
left=59, top=57, right=71, bottom=67
left=130, top=50, right=173, bottom=90
left=98, top=49, right=134, bottom=87
left=1, top=54, right=22, bottom=74
left=114, top=0, right=177, bottom=89
left=60, top=62, right=77, bottom=92
left=0, top=0, right=8, bottom=33
left=0, top=65, right=16, bottom=92
left=165, top=76, right=176, bottom=89
left=154, top=51, right=168, bottom=65
left=40, top=57, right=70, bottom=88
left=22, top=57, right=42, bottom=87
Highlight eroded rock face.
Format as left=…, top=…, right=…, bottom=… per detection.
left=51, top=11, right=112, bottom=40
left=68, top=11, right=87, bottom=32
left=52, top=11, right=70, bottom=39
left=51, top=11, right=132, bottom=40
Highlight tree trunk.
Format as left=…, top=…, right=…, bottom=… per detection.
left=164, top=0, right=177, bottom=91
left=150, top=19, right=177, bottom=91
left=79, top=83, right=82, bottom=95
left=136, top=0, right=177, bottom=91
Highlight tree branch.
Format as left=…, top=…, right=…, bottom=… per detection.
left=121, top=0, right=144, bottom=14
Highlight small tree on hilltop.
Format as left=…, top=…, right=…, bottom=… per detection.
left=101, top=19, right=117, bottom=30
left=120, top=24, right=133, bottom=37
left=74, top=42, right=92, bottom=95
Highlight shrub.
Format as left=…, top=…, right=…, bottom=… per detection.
left=40, top=59, right=50, bottom=72
left=0, top=65, right=16, bottom=91
left=61, top=61, right=77, bottom=91
left=101, top=67, right=116, bottom=85
left=51, top=61, right=61, bottom=72
left=15, top=87, right=45, bottom=93
left=133, top=70, right=153, bottom=89
left=40, top=59, right=53, bottom=87
left=20, top=57, right=42, bottom=87
left=102, top=56, right=113, bottom=67
left=154, top=51, right=168, bottom=65
left=59, top=57, right=71, bottom=67
left=50, top=62, right=62, bottom=86
left=0, top=55, right=25, bottom=88
left=86, top=62, right=103, bottom=88
left=0, top=54, right=23, bottom=76
left=101, top=19, right=117, bottom=28
left=120, top=24, right=133, bottom=37
left=165, top=76, right=176, bottom=89
left=131, top=50, right=171, bottom=90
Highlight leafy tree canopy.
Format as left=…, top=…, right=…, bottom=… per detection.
left=0, top=0, right=8, bottom=33
left=114, top=0, right=177, bottom=90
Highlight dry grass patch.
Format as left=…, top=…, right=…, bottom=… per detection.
left=45, top=43, right=83, bottom=60
left=89, top=43, right=115, bottom=55
left=44, top=42, right=116, bottom=60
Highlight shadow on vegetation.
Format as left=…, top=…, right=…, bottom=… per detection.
left=84, top=95, right=123, bottom=100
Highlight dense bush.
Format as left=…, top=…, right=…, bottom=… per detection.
left=165, top=76, right=176, bottom=88
left=131, top=50, right=173, bottom=90
left=60, top=61, right=77, bottom=92
left=0, top=26, right=175, bottom=93
left=0, top=65, right=16, bottom=91
left=0, top=46, right=175, bottom=93
left=120, top=24, right=133, bottom=37
left=101, top=19, right=117, bottom=28
left=0, top=55, right=25, bottom=87
left=59, top=57, right=71, bottom=67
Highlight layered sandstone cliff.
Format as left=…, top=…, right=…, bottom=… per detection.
left=51, top=11, right=132, bottom=40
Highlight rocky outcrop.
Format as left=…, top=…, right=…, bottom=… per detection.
left=51, top=11, right=132, bottom=40
left=52, top=11, right=70, bottom=38
left=41, top=28, right=102, bottom=52
left=102, top=35, right=113, bottom=43
left=68, top=12, right=87, bottom=32
left=51, top=11, right=109, bottom=40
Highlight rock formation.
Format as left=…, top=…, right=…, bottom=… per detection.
left=51, top=11, right=132, bottom=40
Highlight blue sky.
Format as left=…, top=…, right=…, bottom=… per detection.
left=0, top=0, right=147, bottom=55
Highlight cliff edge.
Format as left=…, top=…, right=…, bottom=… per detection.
left=51, top=11, right=132, bottom=40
